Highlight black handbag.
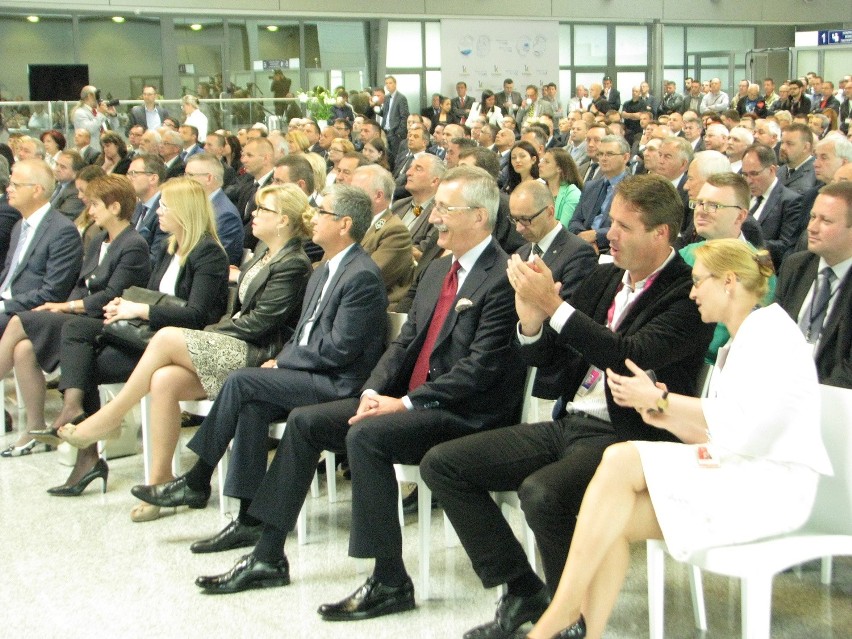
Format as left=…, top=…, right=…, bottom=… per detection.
left=100, top=286, right=186, bottom=352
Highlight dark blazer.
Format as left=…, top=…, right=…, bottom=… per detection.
left=164, top=157, right=185, bottom=181
left=516, top=228, right=598, bottom=398
left=206, top=238, right=311, bottom=363
left=494, top=193, right=525, bottom=254
left=79, top=146, right=101, bottom=166
left=604, top=88, right=621, bottom=111
left=147, top=234, right=229, bottom=331
left=520, top=254, right=714, bottom=442
left=776, top=251, right=852, bottom=389
left=777, top=158, right=817, bottom=195
left=451, top=95, right=474, bottom=121
left=811, top=95, right=841, bottom=114
left=568, top=177, right=611, bottom=250
left=0, top=207, right=82, bottom=315
left=51, top=181, right=85, bottom=220
left=840, top=100, right=851, bottom=134
left=109, top=155, right=132, bottom=176
left=0, top=195, right=20, bottom=267
left=127, top=104, right=171, bottom=131
left=132, top=195, right=169, bottom=267
left=382, top=91, right=410, bottom=146
left=752, top=180, right=804, bottom=269
left=429, top=112, right=459, bottom=133
left=210, top=188, right=245, bottom=266
left=72, top=226, right=151, bottom=315
left=364, top=238, right=524, bottom=430
left=276, top=243, right=388, bottom=399
left=494, top=90, right=523, bottom=116
left=237, top=172, right=274, bottom=251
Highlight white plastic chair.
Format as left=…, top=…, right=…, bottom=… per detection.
left=646, top=384, right=852, bottom=639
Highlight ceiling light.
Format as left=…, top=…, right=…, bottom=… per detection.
left=190, top=23, right=202, bottom=31
left=27, top=15, right=39, bottom=23
left=267, top=25, right=279, bottom=32
left=112, top=16, right=125, bottom=23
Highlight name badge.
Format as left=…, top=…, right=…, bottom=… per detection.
left=696, top=445, right=720, bottom=468
left=576, top=366, right=603, bottom=397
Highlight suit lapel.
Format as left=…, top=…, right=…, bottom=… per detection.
left=14, top=210, right=52, bottom=281
left=241, top=241, right=299, bottom=306
left=815, top=263, right=850, bottom=359
left=313, top=244, right=359, bottom=320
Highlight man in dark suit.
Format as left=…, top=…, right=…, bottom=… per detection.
left=191, top=167, right=524, bottom=623
left=451, top=81, right=475, bottom=123
left=50, top=150, right=86, bottom=221
left=127, top=85, right=170, bottom=131
left=202, top=132, right=237, bottom=189
left=568, top=135, right=631, bottom=253
left=742, top=144, right=805, bottom=269
left=839, top=83, right=852, bottom=135
left=655, top=136, right=694, bottom=232
left=132, top=183, right=389, bottom=534
left=777, top=123, right=817, bottom=195
left=602, top=76, right=621, bottom=111
left=422, top=174, right=713, bottom=639
left=185, top=153, right=244, bottom=266
left=127, top=154, right=169, bottom=266
left=236, top=138, right=275, bottom=250
left=777, top=182, right=852, bottom=389
left=179, top=125, right=203, bottom=163
left=158, top=130, right=185, bottom=181
left=0, top=159, right=82, bottom=334
left=392, top=153, right=443, bottom=257
left=382, top=76, right=410, bottom=160
left=73, top=129, right=101, bottom=166
left=495, top=78, right=523, bottom=119
left=510, top=181, right=598, bottom=397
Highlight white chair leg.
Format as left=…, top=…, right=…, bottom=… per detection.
left=397, top=486, right=405, bottom=527
left=646, top=540, right=666, bottom=639
left=310, top=466, right=320, bottom=498
left=688, top=565, right=707, bottom=631
left=297, top=502, right=307, bottom=545
left=443, top=511, right=460, bottom=547
left=325, top=451, right=337, bottom=502
left=820, top=556, right=833, bottom=585
left=417, top=477, right=432, bottom=600
left=140, top=395, right=153, bottom=484
left=740, top=575, right=773, bottom=639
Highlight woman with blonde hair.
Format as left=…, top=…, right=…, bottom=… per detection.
left=0, top=175, right=150, bottom=457
left=325, top=138, right=356, bottom=186
left=525, top=239, right=832, bottom=639
left=34, top=178, right=230, bottom=496
left=47, top=185, right=313, bottom=519
left=286, top=130, right=311, bottom=155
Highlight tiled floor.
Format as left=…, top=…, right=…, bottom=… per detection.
left=2, top=386, right=850, bottom=638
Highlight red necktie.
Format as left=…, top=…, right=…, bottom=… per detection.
left=409, top=260, right=461, bottom=391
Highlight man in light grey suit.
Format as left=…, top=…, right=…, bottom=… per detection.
left=516, top=85, right=555, bottom=129
left=0, top=160, right=82, bottom=333
left=71, top=85, right=119, bottom=152
left=382, top=76, right=410, bottom=161
left=133, top=185, right=388, bottom=553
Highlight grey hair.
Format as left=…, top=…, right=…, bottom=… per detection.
left=692, top=150, right=732, bottom=178
left=325, top=184, right=373, bottom=243
left=441, top=165, right=499, bottom=229
left=186, top=152, right=224, bottom=184
left=600, top=134, right=630, bottom=155
left=352, top=164, right=395, bottom=204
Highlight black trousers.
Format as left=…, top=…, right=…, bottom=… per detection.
left=58, top=316, right=141, bottom=415
left=420, top=415, right=618, bottom=591
left=187, top=366, right=325, bottom=500
left=249, top=397, right=471, bottom=559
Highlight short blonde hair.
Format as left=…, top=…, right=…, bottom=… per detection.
left=286, top=130, right=311, bottom=153
left=159, top=177, right=220, bottom=264
left=694, top=238, right=774, bottom=302
left=256, top=184, right=313, bottom=239
left=303, top=153, right=327, bottom=193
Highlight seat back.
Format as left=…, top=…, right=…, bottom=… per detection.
left=804, top=385, right=852, bottom=535
left=387, top=311, right=408, bottom=345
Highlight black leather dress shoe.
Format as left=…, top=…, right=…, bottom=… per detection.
left=401, top=487, right=438, bottom=515
left=195, top=553, right=290, bottom=594
left=130, top=474, right=210, bottom=509
left=318, top=576, right=415, bottom=621
left=463, top=586, right=551, bottom=638
left=547, top=615, right=586, bottom=638
left=191, top=519, right=262, bottom=554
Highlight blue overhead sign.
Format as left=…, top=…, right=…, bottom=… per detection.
left=818, top=30, right=852, bottom=46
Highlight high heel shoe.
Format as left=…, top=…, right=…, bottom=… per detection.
left=30, top=413, right=88, bottom=446
left=47, top=458, right=109, bottom=496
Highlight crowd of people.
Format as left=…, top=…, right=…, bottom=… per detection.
left=0, top=70, right=850, bottom=639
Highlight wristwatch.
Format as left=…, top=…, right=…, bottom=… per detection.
left=655, top=390, right=669, bottom=413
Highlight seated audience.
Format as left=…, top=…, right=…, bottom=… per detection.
left=503, top=141, right=540, bottom=194
left=362, top=137, right=391, bottom=171
left=0, top=175, right=150, bottom=457
left=39, top=130, right=65, bottom=169
left=97, top=132, right=131, bottom=175
left=50, top=150, right=86, bottom=220
left=468, top=89, right=505, bottom=128
left=539, top=148, right=583, bottom=229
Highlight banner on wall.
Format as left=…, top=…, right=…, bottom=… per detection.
left=440, top=19, right=560, bottom=98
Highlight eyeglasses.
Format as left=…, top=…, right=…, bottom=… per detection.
left=252, top=205, right=278, bottom=217
left=184, top=171, right=211, bottom=178
left=691, top=273, right=716, bottom=288
left=8, top=181, right=36, bottom=190
left=509, top=205, right=549, bottom=226
left=741, top=166, right=770, bottom=178
left=125, top=171, right=153, bottom=178
left=316, top=208, right=342, bottom=219
left=597, top=151, right=625, bottom=158
left=691, top=200, right=744, bottom=214
left=433, top=203, right=479, bottom=216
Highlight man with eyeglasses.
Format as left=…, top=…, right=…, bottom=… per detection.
left=423, top=173, right=712, bottom=639
left=135, top=183, right=388, bottom=557
left=741, top=143, right=804, bottom=269
left=158, top=129, right=186, bottom=181
left=191, top=166, right=523, bottom=623
left=184, top=153, right=244, bottom=266
left=128, top=85, right=170, bottom=132
left=127, top=154, right=169, bottom=265
left=568, top=134, right=631, bottom=253
left=0, top=159, right=81, bottom=334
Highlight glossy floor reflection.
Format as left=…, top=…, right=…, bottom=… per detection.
left=2, top=387, right=849, bottom=638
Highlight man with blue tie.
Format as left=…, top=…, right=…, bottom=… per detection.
left=568, top=135, right=631, bottom=253
left=0, top=159, right=81, bottom=334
